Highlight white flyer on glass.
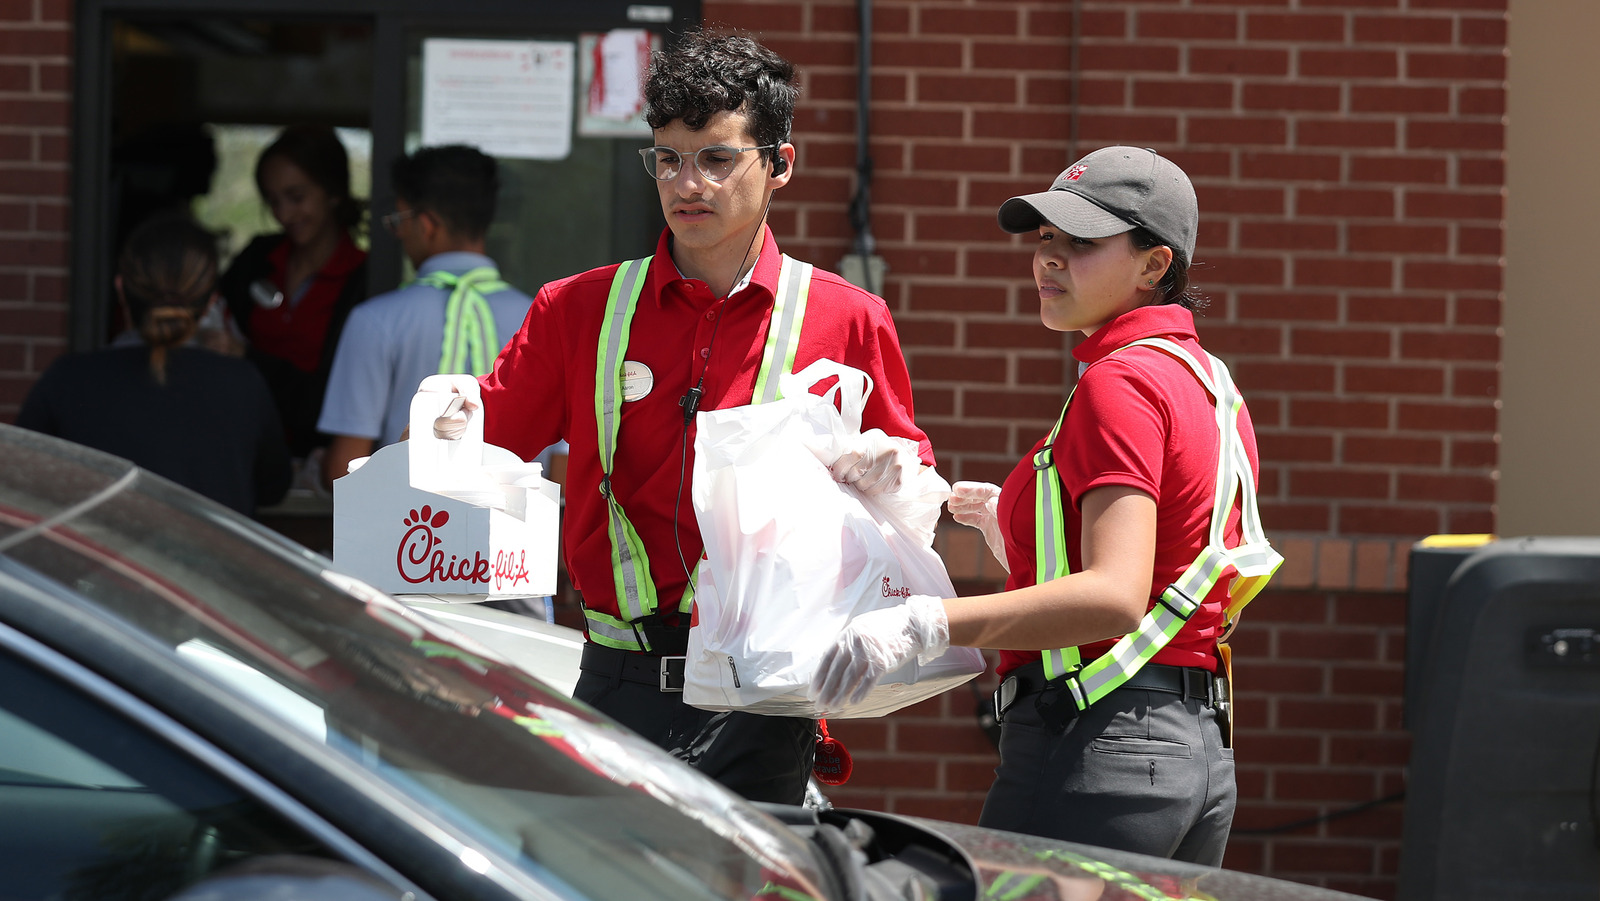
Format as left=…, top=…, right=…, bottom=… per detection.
left=422, top=38, right=574, bottom=160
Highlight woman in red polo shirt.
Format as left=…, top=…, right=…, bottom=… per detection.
left=220, top=124, right=369, bottom=460
left=812, top=147, right=1278, bottom=866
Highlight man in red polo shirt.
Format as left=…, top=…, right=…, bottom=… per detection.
left=417, top=30, right=932, bottom=804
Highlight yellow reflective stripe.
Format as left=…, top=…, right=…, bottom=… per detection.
left=584, top=606, right=648, bottom=652
left=416, top=267, right=511, bottom=376
left=596, top=258, right=657, bottom=622
left=753, top=256, right=811, bottom=404
left=593, top=257, right=812, bottom=636
left=985, top=871, right=1048, bottom=900
left=1033, top=338, right=1281, bottom=710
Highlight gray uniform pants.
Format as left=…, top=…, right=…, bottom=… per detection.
left=977, top=680, right=1236, bottom=866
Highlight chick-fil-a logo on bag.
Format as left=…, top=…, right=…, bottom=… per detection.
left=882, top=577, right=912, bottom=598
left=396, top=504, right=533, bottom=590
left=397, top=505, right=489, bottom=586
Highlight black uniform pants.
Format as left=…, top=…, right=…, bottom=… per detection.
left=978, top=676, right=1236, bottom=866
left=574, top=669, right=816, bottom=805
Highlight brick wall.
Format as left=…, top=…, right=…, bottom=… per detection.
left=704, top=1, right=1506, bottom=897
left=0, top=0, right=71, bottom=421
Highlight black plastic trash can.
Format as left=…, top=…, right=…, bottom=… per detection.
left=1400, top=537, right=1600, bottom=900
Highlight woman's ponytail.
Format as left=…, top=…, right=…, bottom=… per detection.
left=118, top=215, right=220, bottom=384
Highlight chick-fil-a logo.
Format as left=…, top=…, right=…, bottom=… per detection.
left=396, top=505, right=490, bottom=585
left=882, top=577, right=912, bottom=598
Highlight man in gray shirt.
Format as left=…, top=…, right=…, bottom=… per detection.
left=318, top=145, right=534, bottom=488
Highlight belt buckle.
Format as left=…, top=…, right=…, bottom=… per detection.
left=659, top=656, right=686, bottom=692
left=993, top=676, right=1018, bottom=723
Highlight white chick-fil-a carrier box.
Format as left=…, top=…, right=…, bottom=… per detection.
left=333, top=391, right=559, bottom=599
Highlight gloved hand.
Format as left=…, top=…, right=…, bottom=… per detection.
left=830, top=429, right=919, bottom=496
left=415, top=373, right=482, bottom=440
left=810, top=595, right=949, bottom=710
left=947, top=481, right=1008, bottom=573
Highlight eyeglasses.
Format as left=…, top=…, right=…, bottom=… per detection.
left=638, top=144, right=778, bottom=182
left=380, top=209, right=417, bottom=234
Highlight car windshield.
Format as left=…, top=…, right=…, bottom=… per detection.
left=0, top=426, right=829, bottom=901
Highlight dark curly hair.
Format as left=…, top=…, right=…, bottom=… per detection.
left=644, top=29, right=798, bottom=167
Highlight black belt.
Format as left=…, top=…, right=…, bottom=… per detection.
left=580, top=642, right=686, bottom=692
left=994, top=660, right=1221, bottom=722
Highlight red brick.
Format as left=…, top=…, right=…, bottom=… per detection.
left=1399, top=330, right=1499, bottom=362
left=1407, top=119, right=1504, bottom=152
left=1353, top=14, right=1454, bottom=43
left=872, top=175, right=961, bottom=207
left=895, top=796, right=988, bottom=823
left=1078, top=9, right=1128, bottom=38
left=967, top=320, right=1064, bottom=351
left=1237, top=360, right=1337, bottom=393
left=1348, top=154, right=1448, bottom=184
left=0, top=28, right=70, bottom=55
left=1026, top=8, right=1072, bottom=39
left=1395, top=401, right=1497, bottom=433
left=1245, top=151, right=1345, bottom=182
left=1460, top=15, right=1508, bottom=46
left=1133, top=78, right=1234, bottom=109
left=1398, top=472, right=1494, bottom=504
left=1298, top=119, right=1398, bottom=148
left=1447, top=509, right=1495, bottom=534
left=1261, top=502, right=1331, bottom=531
left=1257, top=431, right=1337, bottom=463
left=1078, top=42, right=1179, bottom=73
left=897, top=723, right=997, bottom=756
left=1241, top=733, right=1325, bottom=765
left=1188, top=116, right=1289, bottom=147
left=1405, top=190, right=1503, bottom=221
left=872, top=108, right=963, bottom=139
left=1451, top=367, right=1498, bottom=399
left=1300, top=49, right=1398, bottom=79
left=961, top=388, right=1070, bottom=421
left=1295, top=258, right=1394, bottom=289
left=917, top=74, right=1017, bottom=105
left=1347, top=295, right=1447, bottom=324
left=1234, top=290, right=1337, bottom=320
left=1349, top=224, right=1448, bottom=254
left=919, top=6, right=1019, bottom=37
left=1344, top=364, right=1444, bottom=395
left=1239, top=221, right=1338, bottom=251
left=0, top=99, right=68, bottom=128
left=1345, top=436, right=1442, bottom=466
left=1297, top=188, right=1395, bottom=218
left=1136, top=10, right=1238, bottom=40
left=1453, top=296, right=1501, bottom=326
left=1407, top=50, right=1507, bottom=82
left=1457, top=158, right=1504, bottom=188
left=907, top=284, right=1008, bottom=313
left=1450, top=438, right=1497, bottom=469
left=1290, top=399, right=1389, bottom=430
left=1402, top=260, right=1500, bottom=292
left=1024, top=75, right=1071, bottom=107
left=1289, top=468, right=1390, bottom=500
left=1197, top=186, right=1286, bottom=215
left=1350, top=84, right=1450, bottom=114
left=1330, top=665, right=1407, bottom=698
left=1276, top=697, right=1382, bottom=730
left=974, top=109, right=1071, bottom=142
left=1191, top=46, right=1289, bottom=76
left=1197, top=323, right=1282, bottom=355
left=1457, top=86, right=1505, bottom=116
left=1288, top=327, right=1391, bottom=359
left=1074, top=112, right=1178, bottom=144
left=1247, top=13, right=1346, bottom=42
left=1242, top=83, right=1342, bottom=112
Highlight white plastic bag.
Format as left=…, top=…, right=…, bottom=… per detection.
left=686, top=359, right=986, bottom=718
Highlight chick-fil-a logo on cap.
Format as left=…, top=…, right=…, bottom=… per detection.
left=396, top=505, right=490, bottom=586
left=1064, top=164, right=1088, bottom=181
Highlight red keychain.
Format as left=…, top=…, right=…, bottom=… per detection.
left=812, top=719, right=853, bottom=785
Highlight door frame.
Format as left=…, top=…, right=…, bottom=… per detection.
left=71, top=0, right=699, bottom=350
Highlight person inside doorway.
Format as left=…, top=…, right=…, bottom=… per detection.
left=219, top=124, right=369, bottom=466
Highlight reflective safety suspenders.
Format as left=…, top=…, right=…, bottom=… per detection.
left=587, top=254, right=814, bottom=651
left=411, top=266, right=513, bottom=377
left=1034, top=338, right=1282, bottom=712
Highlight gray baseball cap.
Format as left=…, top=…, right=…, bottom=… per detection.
left=997, top=146, right=1198, bottom=265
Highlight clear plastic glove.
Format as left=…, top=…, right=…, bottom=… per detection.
left=830, top=428, right=919, bottom=496
left=947, top=481, right=1008, bottom=574
left=810, top=595, right=949, bottom=710
left=415, top=373, right=482, bottom=440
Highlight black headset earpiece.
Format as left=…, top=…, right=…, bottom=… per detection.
left=772, top=157, right=788, bottom=176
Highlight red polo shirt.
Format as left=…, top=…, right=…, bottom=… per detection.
left=249, top=234, right=367, bottom=373
left=482, top=227, right=933, bottom=627
left=993, top=304, right=1259, bottom=678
